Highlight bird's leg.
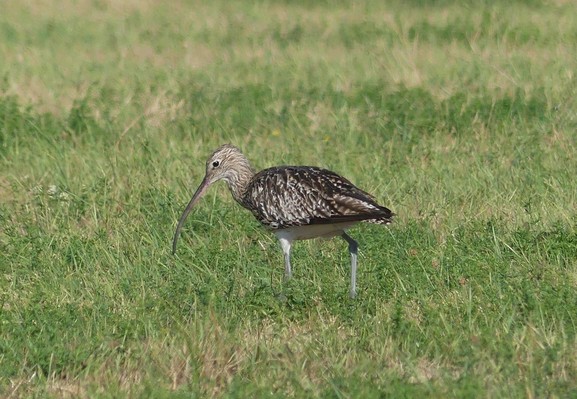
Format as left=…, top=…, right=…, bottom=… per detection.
left=278, top=237, right=292, bottom=280
left=341, top=232, right=358, bottom=298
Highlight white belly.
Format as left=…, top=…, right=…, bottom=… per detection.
left=273, top=222, right=359, bottom=241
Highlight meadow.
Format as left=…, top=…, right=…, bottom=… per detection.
left=1, top=0, right=577, bottom=397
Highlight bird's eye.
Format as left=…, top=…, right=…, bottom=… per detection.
left=212, top=160, right=220, bottom=168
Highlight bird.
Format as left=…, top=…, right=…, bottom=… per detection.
left=172, top=144, right=394, bottom=298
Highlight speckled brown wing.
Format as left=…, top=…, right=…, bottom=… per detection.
left=240, top=166, right=394, bottom=229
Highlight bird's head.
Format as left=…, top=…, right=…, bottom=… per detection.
left=172, top=144, right=253, bottom=254
left=202, top=144, right=246, bottom=186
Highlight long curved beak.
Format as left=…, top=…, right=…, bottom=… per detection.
left=172, top=176, right=210, bottom=254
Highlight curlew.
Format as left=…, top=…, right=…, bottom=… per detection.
left=172, top=144, right=394, bottom=298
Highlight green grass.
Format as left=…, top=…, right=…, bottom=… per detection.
left=2, top=0, right=577, bottom=397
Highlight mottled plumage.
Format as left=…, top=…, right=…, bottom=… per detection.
left=241, top=166, right=392, bottom=229
left=172, top=144, right=394, bottom=298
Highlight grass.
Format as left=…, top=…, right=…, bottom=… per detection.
left=1, top=0, right=577, bottom=397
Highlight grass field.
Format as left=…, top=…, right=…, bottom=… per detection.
left=2, top=0, right=577, bottom=397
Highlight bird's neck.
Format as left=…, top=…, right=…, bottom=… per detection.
left=225, top=160, right=255, bottom=206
